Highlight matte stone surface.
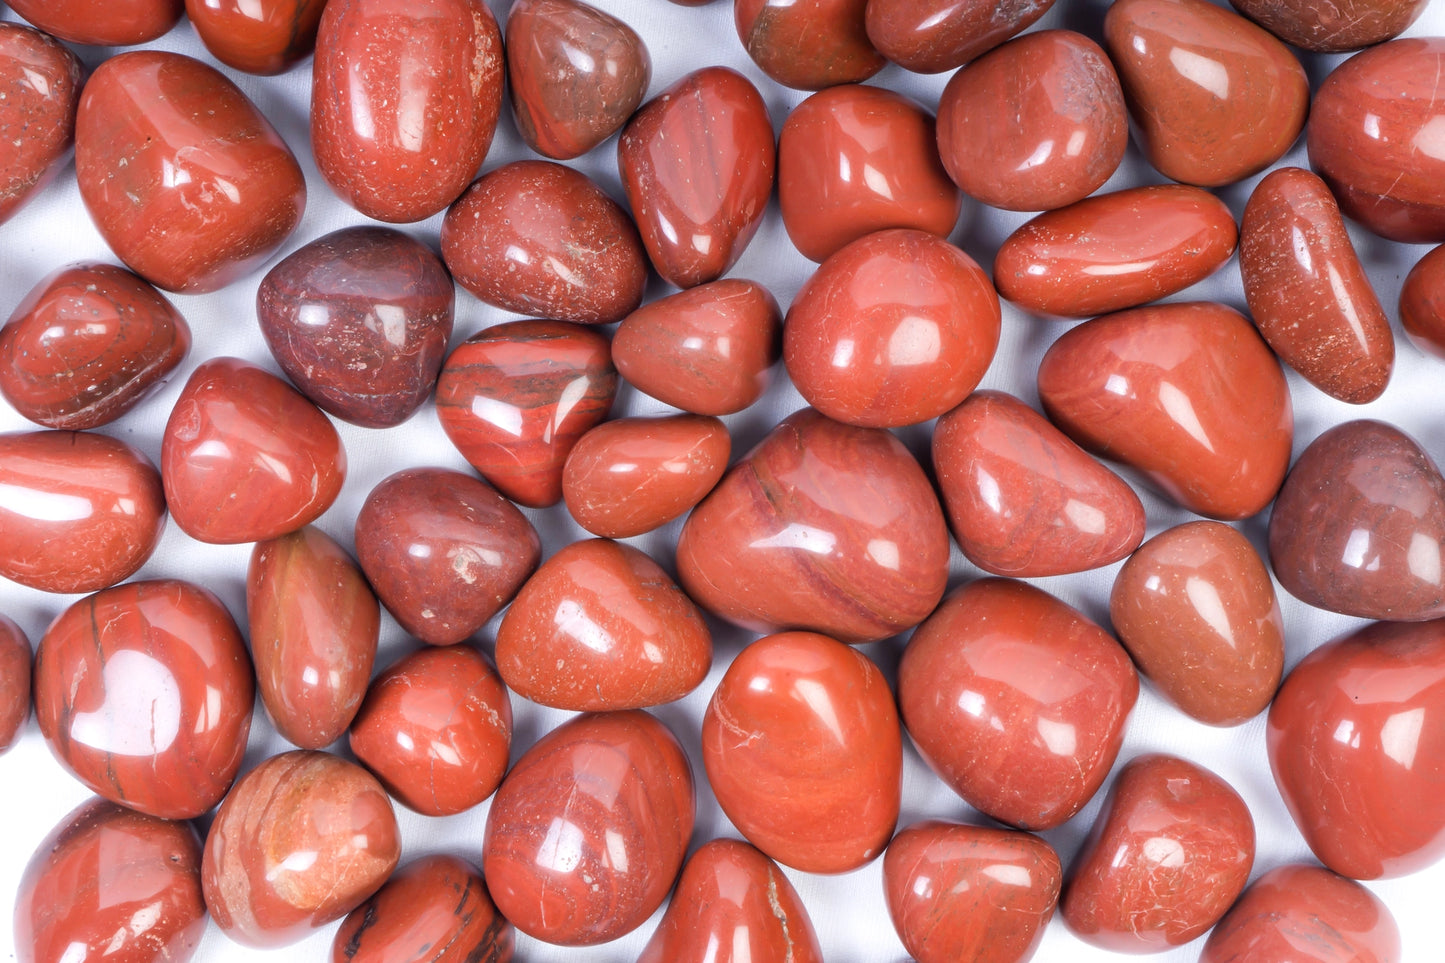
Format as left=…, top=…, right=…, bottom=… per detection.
left=34, top=579, right=254, bottom=819
left=5, top=0, right=182, bottom=45
left=0, top=616, right=28, bottom=752
left=734, top=0, right=882, bottom=90
left=1402, top=244, right=1445, bottom=360
left=0, top=24, right=82, bottom=226
left=702, top=631, right=902, bottom=873
left=1229, top=0, right=1428, bottom=51
left=864, top=0, right=1055, bottom=74
left=186, top=0, right=327, bottom=74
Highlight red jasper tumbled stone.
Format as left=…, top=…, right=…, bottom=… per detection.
left=864, top=0, right=1055, bottom=74
left=1403, top=244, right=1445, bottom=360
left=0, top=23, right=83, bottom=226
left=1230, top=0, right=1428, bottom=52
left=185, top=0, right=326, bottom=74
left=0, top=616, right=28, bottom=753
left=734, top=0, right=883, bottom=90
left=5, top=0, right=182, bottom=46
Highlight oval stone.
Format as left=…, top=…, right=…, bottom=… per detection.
left=0, top=616, right=28, bottom=752
left=734, top=0, right=882, bottom=90
left=0, top=24, right=83, bottom=226
left=864, top=0, right=1055, bottom=74
left=1229, top=0, right=1429, bottom=52
left=1402, top=243, right=1445, bottom=361
left=4, top=0, right=182, bottom=45
left=185, top=0, right=327, bottom=74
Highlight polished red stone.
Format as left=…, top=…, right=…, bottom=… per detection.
left=734, top=0, right=882, bottom=90
left=247, top=526, right=379, bottom=749
left=899, top=578, right=1137, bottom=830
left=637, top=839, right=824, bottom=963
left=1104, top=0, right=1308, bottom=187
left=506, top=0, right=650, bottom=160
left=0, top=430, right=166, bottom=593
left=883, top=821, right=1061, bottom=963
left=613, top=279, right=781, bottom=415
left=435, top=320, right=615, bottom=508
left=1229, top=0, right=1428, bottom=51
left=0, top=616, right=30, bottom=753
left=353, top=467, right=540, bottom=646
left=703, top=631, right=901, bottom=873
left=257, top=226, right=454, bottom=428
left=779, top=86, right=960, bottom=262
left=936, top=29, right=1126, bottom=212
left=1063, top=754, right=1255, bottom=951
left=1402, top=244, right=1445, bottom=361
left=677, top=408, right=949, bottom=643
left=933, top=391, right=1145, bottom=577
left=33, top=579, right=254, bottom=819
left=312, top=0, right=503, bottom=223
left=1038, top=302, right=1293, bottom=520
left=0, top=24, right=82, bottom=226
left=864, top=0, right=1055, bottom=74
left=15, top=798, right=205, bottom=963
left=203, top=751, right=401, bottom=948
left=618, top=67, right=775, bottom=289
left=0, top=263, right=190, bottom=430
left=483, top=711, right=695, bottom=945
left=5, top=0, right=182, bottom=45
left=441, top=161, right=647, bottom=325
left=75, top=51, right=305, bottom=293
left=162, top=357, right=346, bottom=544
left=186, top=0, right=326, bottom=74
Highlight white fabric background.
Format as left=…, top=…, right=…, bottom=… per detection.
left=1, top=0, right=1443, bottom=960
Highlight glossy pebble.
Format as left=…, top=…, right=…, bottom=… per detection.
left=1402, top=244, right=1445, bottom=360
left=864, top=0, right=1055, bottom=74
left=186, top=0, right=326, bottom=74
left=0, top=616, right=28, bottom=752
left=0, top=24, right=83, bottom=226
left=5, top=0, right=182, bottom=46
left=1229, top=0, right=1429, bottom=51
left=734, top=0, right=882, bottom=90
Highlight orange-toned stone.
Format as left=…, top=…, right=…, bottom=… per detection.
left=5, top=0, right=182, bottom=45
left=185, top=0, right=327, bottom=74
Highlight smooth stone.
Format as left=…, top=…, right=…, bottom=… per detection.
left=482, top=711, right=695, bottom=946
left=778, top=85, right=960, bottom=262
left=203, top=750, right=401, bottom=948
left=785, top=230, right=999, bottom=427
left=1308, top=38, right=1445, bottom=244
left=0, top=24, right=83, bottom=226
left=349, top=645, right=512, bottom=816
left=1269, top=420, right=1445, bottom=621
left=33, top=579, right=254, bottom=819
left=311, top=0, right=503, bottom=223
left=734, top=0, right=882, bottom=90
left=618, top=67, right=775, bottom=289
left=0, top=262, right=190, bottom=430
left=612, top=279, right=781, bottom=415
left=936, top=29, right=1126, bottom=212
left=1037, top=301, right=1293, bottom=520
left=677, top=407, right=949, bottom=643
left=5, top=0, right=182, bottom=45
left=702, top=631, right=902, bottom=873
left=257, top=226, right=455, bottom=428
left=0, top=430, right=166, bottom=593
left=435, top=320, right=616, bottom=508
left=1402, top=244, right=1445, bottom=360
left=0, top=616, right=28, bottom=752
left=352, top=467, right=540, bottom=646
left=75, top=51, right=306, bottom=293
left=993, top=185, right=1238, bottom=318
left=864, top=0, right=1055, bottom=74
left=440, top=161, right=647, bottom=325
left=505, top=0, right=650, bottom=160
left=637, top=839, right=824, bottom=963
left=1241, top=167, right=1394, bottom=404
left=186, top=0, right=326, bottom=74
left=247, top=526, right=380, bottom=749
left=14, top=798, right=205, bottom=963
left=1269, top=618, right=1445, bottom=879
left=162, top=357, right=346, bottom=544
left=883, top=821, right=1061, bottom=963
left=932, top=391, right=1145, bottom=577
left=899, top=578, right=1138, bottom=830
left=562, top=415, right=731, bottom=538
left=1063, top=753, right=1255, bottom=951
left=1104, top=0, right=1308, bottom=187
left=332, top=855, right=514, bottom=963
left=1229, top=0, right=1429, bottom=51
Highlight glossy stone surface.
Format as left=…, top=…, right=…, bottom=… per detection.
left=612, top=279, right=781, bottom=415
left=203, top=751, right=401, bottom=948
left=994, top=185, right=1238, bottom=318
left=703, top=631, right=901, bottom=873
left=0, top=263, right=190, bottom=430
left=864, top=0, right=1055, bottom=74
left=186, top=0, right=327, bottom=74
left=734, top=0, right=882, bottom=90
left=441, top=161, right=647, bottom=325
left=899, top=578, right=1137, bottom=830
left=637, top=839, right=824, bottom=963
left=677, top=408, right=949, bottom=643
left=1104, top=0, right=1308, bottom=187
left=0, top=430, right=166, bottom=593
left=0, top=616, right=28, bottom=752
left=1038, top=302, right=1293, bottom=520
left=34, top=580, right=254, bottom=819
left=778, top=85, right=960, bottom=262
left=1402, top=244, right=1445, bottom=360
left=482, top=711, right=694, bottom=945
left=162, top=357, right=346, bottom=544
left=506, top=0, right=649, bottom=160
left=312, top=0, right=503, bottom=223
left=562, top=415, right=731, bottom=538
left=14, top=798, right=205, bottom=963
left=883, top=821, right=1061, bottom=963
left=1309, top=39, right=1445, bottom=244
left=1229, top=0, right=1428, bottom=52
left=257, top=226, right=454, bottom=428
left=5, top=0, right=182, bottom=45
left=353, top=467, right=540, bottom=646
left=936, top=30, right=1126, bottom=212
left=0, top=24, right=83, bottom=226
left=247, top=526, right=380, bottom=749
left=1242, top=167, right=1393, bottom=404
left=618, top=67, right=775, bottom=289
left=75, top=51, right=306, bottom=293
left=933, top=391, right=1145, bottom=577
left=1269, top=420, right=1445, bottom=622
left=1063, top=754, right=1255, bottom=951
